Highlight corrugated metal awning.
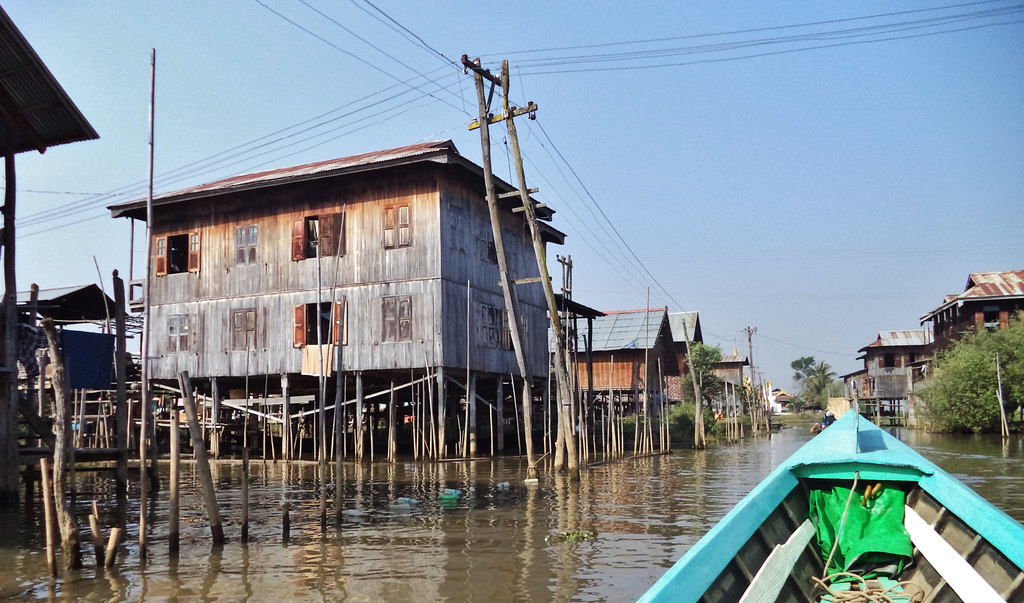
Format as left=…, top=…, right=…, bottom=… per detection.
left=0, top=7, right=98, bottom=155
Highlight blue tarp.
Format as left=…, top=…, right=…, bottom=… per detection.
left=61, top=330, right=114, bottom=389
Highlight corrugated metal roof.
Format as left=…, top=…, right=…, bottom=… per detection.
left=718, top=354, right=748, bottom=364
left=859, top=330, right=927, bottom=352
left=159, top=140, right=454, bottom=200
left=589, top=308, right=669, bottom=351
left=666, top=311, right=701, bottom=344
left=962, top=270, right=1024, bottom=299
left=107, top=140, right=561, bottom=234
left=0, top=7, right=98, bottom=154
left=922, top=270, right=1024, bottom=321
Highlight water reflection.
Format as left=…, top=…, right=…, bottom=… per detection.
left=2, top=427, right=1022, bottom=601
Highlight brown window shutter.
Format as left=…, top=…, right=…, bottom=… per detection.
left=291, top=219, right=305, bottom=260
left=332, top=301, right=343, bottom=343
left=188, top=231, right=201, bottom=272
left=293, top=304, right=306, bottom=347
left=155, top=237, right=168, bottom=276
left=319, top=214, right=334, bottom=256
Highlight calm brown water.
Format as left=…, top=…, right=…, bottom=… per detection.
left=1, top=426, right=1022, bottom=602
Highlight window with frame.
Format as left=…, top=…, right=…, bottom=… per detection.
left=292, top=300, right=345, bottom=347
left=382, top=295, right=412, bottom=342
left=231, top=308, right=257, bottom=350
left=292, top=212, right=345, bottom=260
left=168, top=315, right=189, bottom=352
left=155, top=231, right=200, bottom=275
left=983, top=305, right=1000, bottom=329
left=236, top=225, right=258, bottom=265
left=383, top=205, right=411, bottom=249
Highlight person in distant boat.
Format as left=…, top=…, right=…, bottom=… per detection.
left=821, top=410, right=836, bottom=427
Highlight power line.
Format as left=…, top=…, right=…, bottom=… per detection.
left=490, top=0, right=1013, bottom=56
left=489, top=4, right=1023, bottom=74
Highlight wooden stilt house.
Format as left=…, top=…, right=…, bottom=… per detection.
left=108, top=140, right=565, bottom=460
left=0, top=6, right=99, bottom=499
left=582, top=308, right=679, bottom=415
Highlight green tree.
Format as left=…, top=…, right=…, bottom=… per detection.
left=682, top=343, right=724, bottom=405
left=920, top=313, right=1024, bottom=433
left=790, top=357, right=839, bottom=408
left=791, top=356, right=816, bottom=383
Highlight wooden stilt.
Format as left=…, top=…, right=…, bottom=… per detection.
left=39, top=458, right=57, bottom=578
left=168, top=407, right=180, bottom=556
left=355, top=372, right=364, bottom=461
left=177, top=371, right=225, bottom=546
left=104, top=527, right=122, bottom=568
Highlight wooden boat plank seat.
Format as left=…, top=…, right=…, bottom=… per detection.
left=738, top=519, right=815, bottom=603
left=904, top=505, right=1004, bottom=602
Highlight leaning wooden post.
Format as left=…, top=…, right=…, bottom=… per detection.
left=104, top=527, right=122, bottom=568
left=41, top=318, right=83, bottom=570
left=168, top=406, right=180, bottom=556
left=112, top=271, right=128, bottom=511
left=39, top=458, right=57, bottom=578
left=177, top=371, right=225, bottom=546
left=88, top=501, right=104, bottom=567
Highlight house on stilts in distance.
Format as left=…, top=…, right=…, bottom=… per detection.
left=108, top=140, right=565, bottom=461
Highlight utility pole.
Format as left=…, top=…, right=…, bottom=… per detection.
left=462, top=56, right=537, bottom=476
left=744, top=326, right=759, bottom=435
left=463, top=56, right=579, bottom=475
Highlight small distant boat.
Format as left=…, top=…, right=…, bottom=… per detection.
left=638, top=411, right=1024, bottom=602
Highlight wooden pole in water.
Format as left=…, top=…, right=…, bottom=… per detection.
left=168, top=407, right=180, bottom=556
left=41, top=318, right=83, bottom=570
left=112, top=272, right=128, bottom=511
left=355, top=373, right=364, bottom=461
left=88, top=501, right=103, bottom=566
left=996, top=353, right=1009, bottom=439
left=39, top=458, right=57, bottom=577
left=104, top=527, right=122, bottom=568
left=388, top=380, right=397, bottom=463
left=177, top=371, right=225, bottom=546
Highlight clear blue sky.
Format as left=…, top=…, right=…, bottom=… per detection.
left=5, top=1, right=1023, bottom=391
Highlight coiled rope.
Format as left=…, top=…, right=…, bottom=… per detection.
left=810, top=572, right=924, bottom=603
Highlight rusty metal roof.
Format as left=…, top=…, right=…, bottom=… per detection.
left=922, top=270, right=1024, bottom=321
left=962, top=270, right=1024, bottom=299
left=0, top=7, right=98, bottom=155
left=858, top=330, right=927, bottom=352
left=108, top=140, right=560, bottom=233
left=159, top=140, right=455, bottom=200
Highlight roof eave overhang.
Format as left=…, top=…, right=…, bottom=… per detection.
left=109, top=147, right=459, bottom=220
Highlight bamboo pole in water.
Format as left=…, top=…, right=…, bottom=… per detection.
left=177, top=371, right=224, bottom=546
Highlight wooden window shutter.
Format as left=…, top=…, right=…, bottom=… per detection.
left=188, top=231, right=201, bottom=272
left=293, top=304, right=306, bottom=347
left=155, top=237, right=168, bottom=276
left=331, top=300, right=344, bottom=343
left=319, top=214, right=335, bottom=256
left=291, top=219, right=305, bottom=261
left=337, top=207, right=346, bottom=256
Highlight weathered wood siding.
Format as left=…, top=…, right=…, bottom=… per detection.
left=437, top=168, right=547, bottom=376
left=147, top=162, right=550, bottom=380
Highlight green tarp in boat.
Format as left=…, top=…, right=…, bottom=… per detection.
left=809, top=484, right=914, bottom=579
